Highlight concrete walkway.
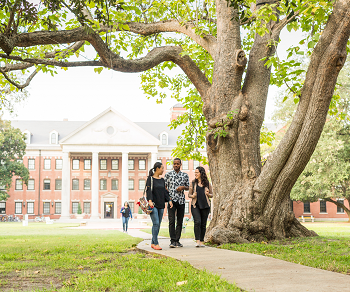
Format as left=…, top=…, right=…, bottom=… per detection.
left=137, top=238, right=350, bottom=292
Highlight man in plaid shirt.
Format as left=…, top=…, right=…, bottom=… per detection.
left=164, top=158, right=189, bottom=248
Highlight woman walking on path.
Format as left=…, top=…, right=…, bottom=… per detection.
left=188, top=166, right=213, bottom=247
left=120, top=202, right=132, bottom=233
left=146, top=162, right=173, bottom=250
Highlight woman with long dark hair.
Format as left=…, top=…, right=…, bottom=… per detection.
left=146, top=162, right=173, bottom=250
left=188, top=166, right=213, bottom=247
left=120, top=201, right=132, bottom=233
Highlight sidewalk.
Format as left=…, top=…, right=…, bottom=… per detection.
left=137, top=238, right=350, bottom=292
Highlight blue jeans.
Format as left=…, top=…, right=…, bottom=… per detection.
left=150, top=207, right=164, bottom=245
left=122, top=216, right=129, bottom=231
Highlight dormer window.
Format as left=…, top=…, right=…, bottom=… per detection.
left=49, top=130, right=59, bottom=145
left=23, top=130, right=31, bottom=144
left=51, top=133, right=56, bottom=144
left=159, top=131, right=168, bottom=146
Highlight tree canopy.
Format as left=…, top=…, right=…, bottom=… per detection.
left=0, top=120, right=29, bottom=201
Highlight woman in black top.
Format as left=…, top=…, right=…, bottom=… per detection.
left=146, top=162, right=173, bottom=250
left=188, top=166, right=213, bottom=247
left=120, top=202, right=132, bottom=233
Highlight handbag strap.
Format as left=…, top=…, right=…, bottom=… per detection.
left=143, top=176, right=153, bottom=198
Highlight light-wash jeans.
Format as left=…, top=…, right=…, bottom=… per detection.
left=150, top=207, right=164, bottom=245
left=122, top=216, right=129, bottom=232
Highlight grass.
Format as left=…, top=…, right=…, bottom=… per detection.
left=219, top=222, right=350, bottom=275
left=0, top=223, right=241, bottom=292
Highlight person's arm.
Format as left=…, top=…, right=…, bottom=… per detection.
left=188, top=181, right=196, bottom=198
left=120, top=207, right=124, bottom=213
left=206, top=183, right=213, bottom=198
left=176, top=174, right=190, bottom=192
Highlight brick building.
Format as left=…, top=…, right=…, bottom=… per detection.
left=2, top=104, right=208, bottom=220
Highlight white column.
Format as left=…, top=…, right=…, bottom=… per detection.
left=91, top=152, right=99, bottom=219
left=122, top=152, right=129, bottom=204
left=60, top=152, right=71, bottom=219
left=151, top=152, right=158, bottom=169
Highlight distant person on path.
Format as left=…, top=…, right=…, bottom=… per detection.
left=147, top=162, right=173, bottom=250
left=165, top=158, right=190, bottom=248
left=188, top=166, right=213, bottom=247
left=120, top=202, right=132, bottom=233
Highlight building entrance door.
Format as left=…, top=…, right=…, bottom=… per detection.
left=104, top=202, right=114, bottom=219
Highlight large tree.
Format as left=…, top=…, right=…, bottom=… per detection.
left=1, top=0, right=350, bottom=243
left=0, top=120, right=29, bottom=201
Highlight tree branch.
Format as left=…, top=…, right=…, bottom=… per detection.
left=0, top=53, right=102, bottom=68
left=0, top=68, right=38, bottom=90
left=0, top=62, right=34, bottom=72
left=44, top=40, right=85, bottom=58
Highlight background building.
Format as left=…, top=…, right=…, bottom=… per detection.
left=3, top=104, right=208, bottom=220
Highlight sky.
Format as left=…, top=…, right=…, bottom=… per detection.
left=3, top=5, right=304, bottom=124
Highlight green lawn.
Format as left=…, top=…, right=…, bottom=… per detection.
left=0, top=223, right=241, bottom=292
left=220, top=222, right=350, bottom=275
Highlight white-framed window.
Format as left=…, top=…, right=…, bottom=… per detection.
left=185, top=201, right=190, bottom=214
left=100, top=159, right=107, bottom=170
left=111, top=159, right=119, bottom=170
left=17, top=159, right=23, bottom=164
left=128, top=159, right=134, bottom=170
left=27, top=202, right=34, bottom=214
left=193, top=160, right=200, bottom=169
left=111, top=179, right=118, bottom=190
left=84, top=202, right=91, bottom=214
left=55, top=202, right=61, bottom=214
left=303, top=202, right=310, bottom=213
left=44, top=159, right=51, bottom=170
left=100, top=179, right=107, bottom=190
left=84, top=159, right=91, bottom=170
left=139, top=179, right=146, bottom=190
left=27, top=179, right=35, bottom=190
left=55, top=159, right=63, bottom=170
left=72, top=159, right=80, bottom=170
left=337, top=199, right=345, bottom=213
left=128, top=179, right=134, bottom=190
left=43, top=179, right=50, bottom=190
left=72, top=179, right=79, bottom=190
left=129, top=201, right=134, bottom=214
left=0, top=202, right=6, bottom=214
left=28, top=159, right=35, bottom=170
left=51, top=133, right=57, bottom=144
left=15, top=179, right=23, bottom=190
left=43, top=202, right=50, bottom=214
left=320, top=200, right=327, bottom=213
left=55, top=179, right=62, bottom=190
left=72, top=202, right=79, bottom=214
left=160, top=131, right=168, bottom=145
left=84, top=179, right=91, bottom=190
left=15, top=202, right=22, bottom=214
left=49, top=130, right=58, bottom=144
left=182, top=161, right=189, bottom=170
left=166, top=159, right=173, bottom=170
left=139, top=159, right=146, bottom=170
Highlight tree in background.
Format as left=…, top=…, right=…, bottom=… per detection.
left=273, top=63, right=350, bottom=221
left=1, top=0, right=350, bottom=243
left=0, top=120, right=29, bottom=201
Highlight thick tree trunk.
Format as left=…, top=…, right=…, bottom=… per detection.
left=203, top=0, right=350, bottom=244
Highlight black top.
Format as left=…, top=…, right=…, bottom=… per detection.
left=146, top=176, right=170, bottom=209
left=195, top=185, right=210, bottom=209
left=123, top=208, right=130, bottom=218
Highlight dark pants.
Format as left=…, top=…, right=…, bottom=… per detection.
left=191, top=206, right=210, bottom=241
left=168, top=201, right=185, bottom=243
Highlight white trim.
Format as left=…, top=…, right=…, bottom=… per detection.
left=26, top=199, right=35, bottom=202
left=60, top=107, right=161, bottom=145
left=42, top=199, right=51, bottom=202
left=14, top=199, right=23, bottom=202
